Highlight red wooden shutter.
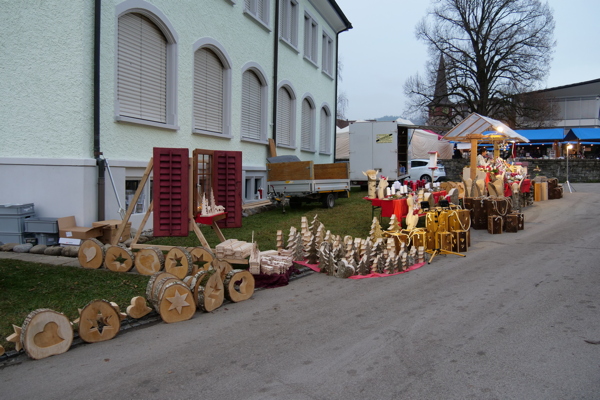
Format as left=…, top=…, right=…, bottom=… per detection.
left=212, top=151, right=242, bottom=228
left=153, top=147, right=190, bottom=237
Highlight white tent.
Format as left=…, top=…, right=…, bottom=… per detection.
left=335, top=125, right=350, bottom=159
left=410, top=128, right=454, bottom=159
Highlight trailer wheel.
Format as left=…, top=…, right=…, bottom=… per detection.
left=322, top=193, right=336, bottom=208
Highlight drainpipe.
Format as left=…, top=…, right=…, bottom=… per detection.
left=94, top=0, right=105, bottom=221
left=271, top=0, right=280, bottom=145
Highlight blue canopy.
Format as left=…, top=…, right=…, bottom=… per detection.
left=514, top=129, right=565, bottom=141
left=565, top=128, right=600, bottom=141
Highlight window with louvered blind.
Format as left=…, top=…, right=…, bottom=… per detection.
left=320, top=106, right=331, bottom=154
left=276, top=86, right=295, bottom=148
left=193, top=48, right=224, bottom=134
left=280, top=0, right=298, bottom=49
left=301, top=97, right=315, bottom=152
left=118, top=13, right=167, bottom=124
left=303, top=12, right=318, bottom=65
left=322, top=31, right=334, bottom=78
left=244, top=0, right=270, bottom=27
left=241, top=69, right=266, bottom=142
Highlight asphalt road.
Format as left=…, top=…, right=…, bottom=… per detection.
left=2, top=184, right=599, bottom=399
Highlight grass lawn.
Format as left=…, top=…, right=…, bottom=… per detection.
left=0, top=189, right=378, bottom=353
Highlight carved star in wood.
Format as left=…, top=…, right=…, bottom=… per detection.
left=6, top=324, right=23, bottom=352
left=207, top=278, right=223, bottom=301
left=166, top=289, right=190, bottom=314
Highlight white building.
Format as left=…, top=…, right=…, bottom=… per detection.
left=0, top=0, right=351, bottom=229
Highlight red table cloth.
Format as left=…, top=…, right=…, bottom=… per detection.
left=365, top=191, right=447, bottom=220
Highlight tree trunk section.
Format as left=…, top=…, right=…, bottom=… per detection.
left=134, top=247, right=165, bottom=276
left=78, top=238, right=105, bottom=269
left=145, top=272, right=178, bottom=304
left=156, top=281, right=196, bottom=323
left=189, top=247, right=214, bottom=275
left=223, top=269, right=255, bottom=302
left=21, top=308, right=73, bottom=360
left=104, top=245, right=134, bottom=272
left=196, top=270, right=224, bottom=312
left=78, top=300, right=121, bottom=343
left=164, top=246, right=194, bottom=279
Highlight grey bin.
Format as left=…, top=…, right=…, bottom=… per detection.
left=0, top=203, right=35, bottom=215
left=25, top=218, right=59, bottom=234
left=0, top=232, right=35, bottom=245
left=0, top=215, right=35, bottom=233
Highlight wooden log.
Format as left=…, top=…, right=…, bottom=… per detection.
left=104, top=245, right=134, bottom=272
left=189, top=247, right=214, bottom=274
left=164, top=246, right=194, bottom=280
left=126, top=296, right=152, bottom=319
left=156, top=281, right=196, bottom=323
left=146, top=272, right=178, bottom=304
left=196, top=270, right=224, bottom=312
left=134, top=246, right=165, bottom=276
left=78, top=300, right=121, bottom=343
left=191, top=270, right=209, bottom=308
left=152, top=276, right=181, bottom=309
left=20, top=308, right=73, bottom=360
left=78, top=238, right=105, bottom=269
left=223, top=269, right=255, bottom=302
left=211, top=259, right=233, bottom=282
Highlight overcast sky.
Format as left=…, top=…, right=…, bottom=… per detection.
left=336, top=0, right=600, bottom=121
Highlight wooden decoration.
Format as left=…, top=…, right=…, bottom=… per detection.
left=78, top=300, right=121, bottom=343
left=196, top=271, right=224, bottom=312
left=126, top=296, right=152, bottom=319
left=156, top=281, right=195, bottom=323
left=189, top=247, right=214, bottom=274
left=223, top=269, right=255, bottom=302
left=146, top=272, right=178, bottom=304
left=211, top=259, right=233, bottom=282
left=151, top=276, right=181, bottom=308
left=20, top=309, right=73, bottom=360
left=190, top=270, right=208, bottom=307
left=109, top=302, right=128, bottom=321
left=134, top=246, right=165, bottom=276
left=487, top=215, right=503, bottom=234
left=104, top=245, right=134, bottom=272
left=78, top=238, right=105, bottom=269
left=164, top=246, right=194, bottom=280
left=6, top=324, right=23, bottom=352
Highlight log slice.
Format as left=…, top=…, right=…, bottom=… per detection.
left=196, top=271, right=224, bottom=312
left=189, top=247, right=214, bottom=275
left=104, top=245, right=134, bottom=273
left=78, top=300, right=121, bottom=343
left=164, top=247, right=193, bottom=280
left=156, top=281, right=196, bottom=323
left=223, top=269, right=255, bottom=303
left=78, top=239, right=105, bottom=269
left=134, top=247, right=165, bottom=276
left=20, top=308, right=73, bottom=360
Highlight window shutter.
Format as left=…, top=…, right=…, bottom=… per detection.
left=241, top=70, right=262, bottom=140
left=277, top=87, right=292, bottom=146
left=212, top=151, right=242, bottom=228
left=320, top=107, right=330, bottom=153
left=118, top=13, right=167, bottom=123
left=301, top=99, right=312, bottom=150
left=194, top=48, right=223, bottom=133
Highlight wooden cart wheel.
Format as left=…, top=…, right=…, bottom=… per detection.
left=211, top=259, right=233, bottom=282
left=134, top=247, right=164, bottom=275
left=196, top=270, right=224, bottom=312
left=78, top=300, right=121, bottom=343
left=20, top=308, right=73, bottom=360
left=164, top=247, right=193, bottom=280
left=104, top=245, right=134, bottom=272
left=156, top=281, right=196, bottom=323
left=146, top=272, right=177, bottom=303
left=223, top=269, right=255, bottom=303
left=78, top=238, right=105, bottom=269
left=189, top=247, right=214, bottom=275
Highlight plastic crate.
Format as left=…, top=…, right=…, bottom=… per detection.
left=0, top=232, right=35, bottom=245
left=25, top=218, right=59, bottom=234
left=0, top=215, right=34, bottom=233
left=0, top=203, right=34, bottom=216
left=35, top=233, right=59, bottom=246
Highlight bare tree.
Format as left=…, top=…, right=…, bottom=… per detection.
left=405, top=0, right=556, bottom=127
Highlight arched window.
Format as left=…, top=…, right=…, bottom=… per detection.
left=301, top=97, right=315, bottom=152
left=320, top=106, right=332, bottom=154
left=194, top=48, right=224, bottom=134
left=276, top=85, right=295, bottom=148
left=241, top=68, right=267, bottom=142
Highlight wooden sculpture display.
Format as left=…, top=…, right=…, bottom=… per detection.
left=134, top=246, right=165, bottom=276
left=78, top=300, right=121, bottom=343
left=363, top=169, right=378, bottom=199
left=78, top=238, right=105, bottom=269
left=20, top=309, right=73, bottom=360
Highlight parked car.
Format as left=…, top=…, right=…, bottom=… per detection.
left=405, top=159, right=446, bottom=182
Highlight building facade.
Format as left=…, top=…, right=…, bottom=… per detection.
left=0, top=0, right=351, bottom=228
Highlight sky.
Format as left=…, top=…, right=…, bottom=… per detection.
left=335, top=0, right=600, bottom=121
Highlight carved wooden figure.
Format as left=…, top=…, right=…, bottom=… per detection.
left=363, top=169, right=378, bottom=199
left=377, top=176, right=388, bottom=199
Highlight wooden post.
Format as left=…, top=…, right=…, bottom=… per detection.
left=470, top=138, right=478, bottom=180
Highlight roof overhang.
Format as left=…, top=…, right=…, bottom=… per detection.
left=311, top=0, right=353, bottom=33
left=443, top=113, right=529, bottom=143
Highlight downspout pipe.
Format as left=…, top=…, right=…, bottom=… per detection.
left=94, top=0, right=105, bottom=221
left=271, top=0, right=280, bottom=146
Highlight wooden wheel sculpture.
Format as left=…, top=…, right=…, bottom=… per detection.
left=164, top=247, right=193, bottom=280
left=78, top=239, right=105, bottom=269
left=189, top=247, right=214, bottom=275
left=223, top=269, right=255, bottom=303
left=134, top=247, right=165, bottom=275
left=20, top=309, right=73, bottom=360
left=104, top=245, right=134, bottom=272
left=195, top=270, right=224, bottom=312
left=155, top=281, right=195, bottom=323
left=78, top=300, right=121, bottom=343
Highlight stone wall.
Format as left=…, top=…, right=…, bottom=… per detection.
left=440, top=159, right=600, bottom=183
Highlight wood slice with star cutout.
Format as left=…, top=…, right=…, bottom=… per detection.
left=103, top=245, right=134, bottom=273
left=211, top=259, right=233, bottom=282
left=146, top=272, right=178, bottom=303
left=78, top=299, right=121, bottom=343
left=78, top=238, right=105, bottom=269
left=196, top=270, right=224, bottom=312
left=189, top=247, right=214, bottom=275
left=20, top=308, right=73, bottom=360
left=134, top=246, right=165, bottom=276
left=223, top=269, right=255, bottom=303
left=156, top=281, right=195, bottom=323
left=164, top=246, right=193, bottom=280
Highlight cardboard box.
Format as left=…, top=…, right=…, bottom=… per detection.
left=58, top=216, right=105, bottom=240
left=92, top=219, right=132, bottom=244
